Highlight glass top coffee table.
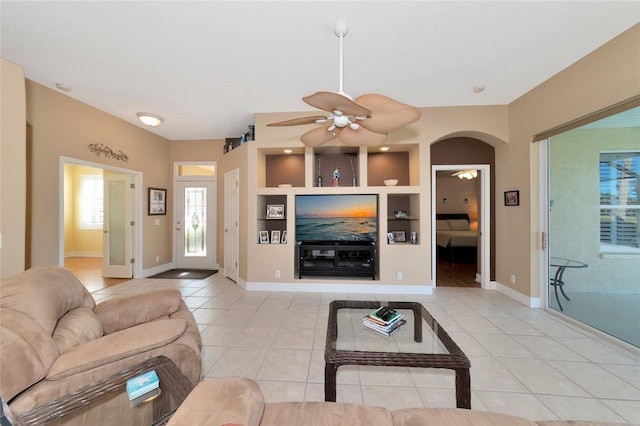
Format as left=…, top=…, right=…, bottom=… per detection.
left=325, top=300, right=471, bottom=409
left=11, top=356, right=193, bottom=426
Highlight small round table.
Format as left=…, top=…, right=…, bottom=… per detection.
left=549, top=257, right=588, bottom=311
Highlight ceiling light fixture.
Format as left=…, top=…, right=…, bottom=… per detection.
left=56, top=83, right=72, bottom=92
left=284, top=149, right=293, bottom=154
left=136, top=112, right=164, bottom=127
left=473, top=84, right=486, bottom=94
left=452, top=169, right=478, bottom=180
left=379, top=146, right=389, bottom=151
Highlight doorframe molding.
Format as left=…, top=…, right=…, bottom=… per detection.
left=431, top=164, right=491, bottom=289
left=59, top=156, right=143, bottom=278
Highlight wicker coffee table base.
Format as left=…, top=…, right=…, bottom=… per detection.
left=324, top=300, right=471, bottom=409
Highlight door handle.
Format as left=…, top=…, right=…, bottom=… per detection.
left=103, top=229, right=108, bottom=234
left=176, top=227, right=182, bottom=231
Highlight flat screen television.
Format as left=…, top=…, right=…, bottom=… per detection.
left=295, top=194, right=378, bottom=242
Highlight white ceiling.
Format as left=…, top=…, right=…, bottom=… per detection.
left=1, top=1, right=638, bottom=140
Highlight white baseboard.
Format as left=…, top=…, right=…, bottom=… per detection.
left=64, top=252, right=102, bottom=258
left=242, top=281, right=434, bottom=295
left=141, top=263, right=174, bottom=278
left=496, top=281, right=541, bottom=308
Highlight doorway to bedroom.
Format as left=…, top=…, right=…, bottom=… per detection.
left=432, top=165, right=489, bottom=288
left=431, top=137, right=495, bottom=288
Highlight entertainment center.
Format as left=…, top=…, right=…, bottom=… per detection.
left=245, top=127, right=429, bottom=286
left=298, top=241, right=376, bottom=279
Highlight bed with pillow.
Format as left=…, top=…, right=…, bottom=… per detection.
left=435, top=213, right=478, bottom=262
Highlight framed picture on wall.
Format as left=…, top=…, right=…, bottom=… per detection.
left=504, top=190, right=519, bottom=206
left=148, top=188, right=167, bottom=215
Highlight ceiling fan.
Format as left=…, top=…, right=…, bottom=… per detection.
left=267, top=22, right=421, bottom=148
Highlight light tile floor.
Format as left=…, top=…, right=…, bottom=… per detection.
left=91, top=274, right=640, bottom=424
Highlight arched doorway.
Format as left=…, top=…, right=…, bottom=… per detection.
left=431, top=137, right=496, bottom=287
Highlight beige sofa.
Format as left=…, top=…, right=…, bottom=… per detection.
left=0, top=265, right=201, bottom=420
left=167, top=377, right=629, bottom=426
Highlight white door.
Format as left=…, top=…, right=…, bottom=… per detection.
left=102, top=172, right=133, bottom=278
left=175, top=181, right=216, bottom=269
left=224, top=169, right=240, bottom=282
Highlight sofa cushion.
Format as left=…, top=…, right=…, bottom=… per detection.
left=261, top=402, right=393, bottom=426
left=0, top=265, right=95, bottom=336
left=52, top=308, right=104, bottom=353
left=0, top=309, right=59, bottom=401
left=392, top=408, right=538, bottom=426
left=94, top=288, right=183, bottom=334
left=167, top=377, right=265, bottom=426
left=47, top=319, right=186, bottom=380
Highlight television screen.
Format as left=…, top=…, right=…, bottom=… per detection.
left=295, top=194, right=378, bottom=242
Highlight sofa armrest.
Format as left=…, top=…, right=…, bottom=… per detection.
left=94, top=288, right=183, bottom=334
left=47, top=319, right=186, bottom=380
left=167, top=377, right=265, bottom=426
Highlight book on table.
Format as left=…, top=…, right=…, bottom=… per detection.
left=363, top=307, right=406, bottom=336
left=126, top=369, right=159, bottom=401
left=366, top=306, right=402, bottom=326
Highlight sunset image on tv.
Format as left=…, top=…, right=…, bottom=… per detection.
left=295, top=195, right=378, bottom=242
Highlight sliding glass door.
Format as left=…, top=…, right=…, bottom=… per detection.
left=547, top=106, right=639, bottom=347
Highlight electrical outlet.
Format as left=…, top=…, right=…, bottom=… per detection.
left=397, top=272, right=403, bottom=280
left=275, top=270, right=281, bottom=278
left=510, top=274, right=516, bottom=284
left=155, top=256, right=160, bottom=263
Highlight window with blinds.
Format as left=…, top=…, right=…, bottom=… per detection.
left=599, top=152, right=639, bottom=251
left=81, top=174, right=104, bottom=230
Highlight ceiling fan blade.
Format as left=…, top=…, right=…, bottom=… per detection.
left=354, top=94, right=421, bottom=133
left=300, top=126, right=340, bottom=147
left=338, top=126, right=388, bottom=147
left=267, top=116, right=327, bottom=126
left=303, top=91, right=371, bottom=116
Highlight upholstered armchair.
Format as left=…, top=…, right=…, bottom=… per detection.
left=0, top=265, right=201, bottom=422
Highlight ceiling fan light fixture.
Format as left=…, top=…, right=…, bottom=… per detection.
left=349, top=123, right=360, bottom=130
left=453, top=169, right=478, bottom=179
left=137, top=112, right=164, bottom=127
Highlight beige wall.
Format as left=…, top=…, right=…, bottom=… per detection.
left=25, top=81, right=173, bottom=272
left=507, top=23, right=640, bottom=298
left=0, top=59, right=27, bottom=278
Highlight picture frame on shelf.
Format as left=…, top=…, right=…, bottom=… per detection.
left=271, top=230, right=281, bottom=244
left=391, top=230, right=406, bottom=242
left=504, top=190, right=520, bottom=206
left=410, top=231, right=417, bottom=244
left=259, top=231, right=269, bottom=244
left=387, top=232, right=395, bottom=244
left=267, top=204, right=284, bottom=219
left=281, top=230, right=287, bottom=244
left=148, top=188, right=166, bottom=215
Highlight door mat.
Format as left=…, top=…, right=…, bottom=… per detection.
left=150, top=269, right=217, bottom=280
